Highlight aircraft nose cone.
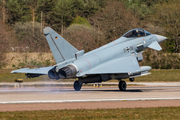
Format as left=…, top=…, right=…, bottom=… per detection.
left=155, top=35, right=167, bottom=43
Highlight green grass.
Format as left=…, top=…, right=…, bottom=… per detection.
left=1, top=69, right=180, bottom=82
left=125, top=69, right=180, bottom=82
left=0, top=69, right=50, bottom=82
left=0, top=107, right=180, bottom=120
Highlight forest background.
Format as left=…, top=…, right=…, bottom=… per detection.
left=0, top=0, right=180, bottom=69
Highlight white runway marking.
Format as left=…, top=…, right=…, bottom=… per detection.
left=1, top=98, right=180, bottom=104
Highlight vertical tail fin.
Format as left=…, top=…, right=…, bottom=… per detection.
left=43, top=27, right=78, bottom=63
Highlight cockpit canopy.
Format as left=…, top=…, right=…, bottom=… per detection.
left=123, top=28, right=151, bottom=38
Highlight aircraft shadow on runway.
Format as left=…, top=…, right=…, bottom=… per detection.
left=44, top=88, right=165, bottom=93
left=30, top=88, right=143, bottom=93
left=75, top=89, right=143, bottom=92
left=0, top=87, right=165, bottom=93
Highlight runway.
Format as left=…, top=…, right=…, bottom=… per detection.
left=0, top=83, right=180, bottom=103
left=1, top=83, right=180, bottom=111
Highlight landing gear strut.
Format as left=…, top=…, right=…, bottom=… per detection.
left=74, top=81, right=82, bottom=91
left=118, top=81, right=126, bottom=91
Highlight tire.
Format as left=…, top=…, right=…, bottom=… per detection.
left=118, top=81, right=126, bottom=91
left=74, top=81, right=82, bottom=91
left=129, top=78, right=134, bottom=82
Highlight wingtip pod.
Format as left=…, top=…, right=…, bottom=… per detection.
left=43, top=27, right=53, bottom=35
left=129, top=66, right=151, bottom=78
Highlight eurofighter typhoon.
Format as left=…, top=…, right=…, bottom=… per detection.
left=11, top=27, right=167, bottom=91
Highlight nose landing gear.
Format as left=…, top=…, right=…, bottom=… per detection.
left=129, top=78, right=134, bottom=82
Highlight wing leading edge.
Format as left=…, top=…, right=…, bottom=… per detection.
left=11, top=66, right=54, bottom=74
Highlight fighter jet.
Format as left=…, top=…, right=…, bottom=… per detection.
left=11, top=27, right=167, bottom=91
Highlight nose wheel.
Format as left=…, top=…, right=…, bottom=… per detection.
left=74, top=81, right=82, bottom=91
left=118, top=81, right=126, bottom=91
left=129, top=78, right=134, bottom=82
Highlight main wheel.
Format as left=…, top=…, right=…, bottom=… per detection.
left=129, top=78, right=134, bottom=82
left=74, top=81, right=82, bottom=91
left=118, top=81, right=126, bottom=91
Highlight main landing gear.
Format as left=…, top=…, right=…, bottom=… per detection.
left=73, top=80, right=127, bottom=91
left=118, top=81, right=126, bottom=91
left=74, top=81, right=82, bottom=91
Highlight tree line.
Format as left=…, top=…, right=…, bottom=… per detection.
left=1, top=0, right=179, bottom=53
left=1, top=0, right=180, bottom=69
left=2, top=0, right=106, bottom=30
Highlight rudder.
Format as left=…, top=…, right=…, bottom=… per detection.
left=43, top=27, right=78, bottom=63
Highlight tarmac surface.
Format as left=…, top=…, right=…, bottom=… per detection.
left=0, top=82, right=180, bottom=111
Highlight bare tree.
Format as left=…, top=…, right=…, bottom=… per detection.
left=2, top=0, right=5, bottom=24
left=90, top=1, right=140, bottom=43
left=13, top=22, right=50, bottom=52
left=63, top=24, right=105, bottom=52
left=153, top=1, right=180, bottom=53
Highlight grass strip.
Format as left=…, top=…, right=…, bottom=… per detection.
left=0, top=107, right=180, bottom=120
left=126, top=69, right=180, bottom=82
